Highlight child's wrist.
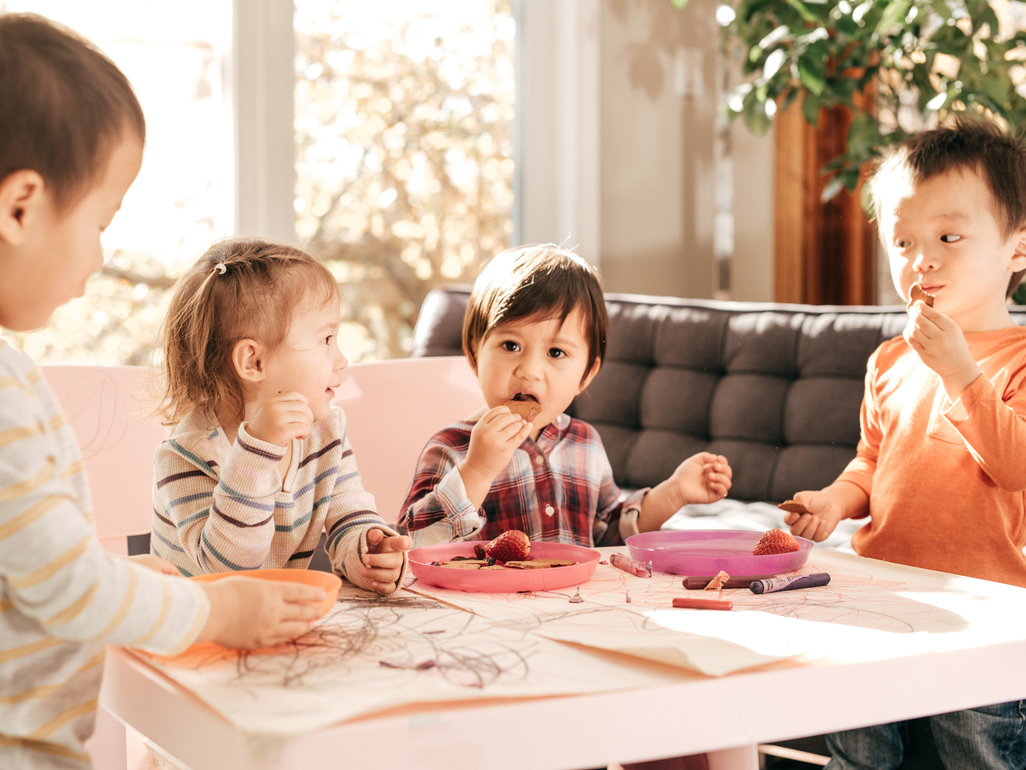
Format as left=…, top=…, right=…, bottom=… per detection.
left=942, top=364, right=981, bottom=402
left=195, top=583, right=230, bottom=643
left=651, top=479, right=687, bottom=512
left=458, top=458, right=496, bottom=488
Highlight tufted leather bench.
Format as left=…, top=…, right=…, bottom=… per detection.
left=414, top=286, right=1026, bottom=504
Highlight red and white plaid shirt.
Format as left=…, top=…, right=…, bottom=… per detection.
left=399, top=413, right=647, bottom=547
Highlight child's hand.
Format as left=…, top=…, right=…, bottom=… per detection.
left=362, top=528, right=412, bottom=594
left=462, top=406, right=532, bottom=483
left=667, top=452, right=732, bottom=506
left=784, top=490, right=846, bottom=542
left=195, top=577, right=325, bottom=648
left=125, top=554, right=180, bottom=576
left=247, top=391, right=314, bottom=446
left=905, top=302, right=981, bottom=400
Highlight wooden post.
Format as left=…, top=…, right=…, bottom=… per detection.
left=773, top=101, right=877, bottom=305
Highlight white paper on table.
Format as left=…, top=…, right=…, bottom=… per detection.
left=534, top=608, right=934, bottom=676
left=133, top=593, right=701, bottom=753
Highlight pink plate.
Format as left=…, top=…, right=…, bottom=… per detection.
left=626, top=530, right=812, bottom=578
left=409, top=541, right=600, bottom=593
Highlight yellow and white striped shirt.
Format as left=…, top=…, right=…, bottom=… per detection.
left=0, top=344, right=209, bottom=769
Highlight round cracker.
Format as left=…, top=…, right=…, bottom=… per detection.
left=505, top=398, right=542, bottom=421
left=907, top=284, right=935, bottom=309
left=778, top=499, right=810, bottom=515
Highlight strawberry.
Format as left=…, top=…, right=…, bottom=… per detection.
left=752, top=529, right=800, bottom=556
left=484, top=530, right=531, bottom=562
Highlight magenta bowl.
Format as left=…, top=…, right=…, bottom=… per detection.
left=626, top=530, right=813, bottom=578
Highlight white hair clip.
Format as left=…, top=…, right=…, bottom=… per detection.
left=214, top=263, right=227, bottom=275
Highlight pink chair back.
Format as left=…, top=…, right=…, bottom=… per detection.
left=41, top=365, right=168, bottom=555
left=40, top=357, right=481, bottom=550
left=331, top=356, right=483, bottom=523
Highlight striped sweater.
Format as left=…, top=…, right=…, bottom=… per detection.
left=150, top=406, right=407, bottom=589
left=0, top=343, right=209, bottom=769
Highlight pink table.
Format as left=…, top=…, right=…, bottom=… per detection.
left=98, top=548, right=1026, bottom=770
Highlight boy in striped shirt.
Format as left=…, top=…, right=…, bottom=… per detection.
left=0, top=14, right=325, bottom=768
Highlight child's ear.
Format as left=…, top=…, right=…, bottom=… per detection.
left=0, top=170, right=46, bottom=246
left=577, top=357, right=602, bottom=394
left=1011, top=227, right=1026, bottom=272
left=232, top=339, right=266, bottom=383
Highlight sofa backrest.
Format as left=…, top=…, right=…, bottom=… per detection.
left=411, top=286, right=1026, bottom=503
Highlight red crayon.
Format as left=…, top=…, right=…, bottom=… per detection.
left=672, top=596, right=734, bottom=611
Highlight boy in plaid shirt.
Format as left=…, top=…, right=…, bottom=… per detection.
left=399, top=245, right=732, bottom=548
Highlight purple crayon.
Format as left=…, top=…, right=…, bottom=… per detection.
left=609, top=552, right=652, bottom=578
left=750, top=573, right=830, bottom=594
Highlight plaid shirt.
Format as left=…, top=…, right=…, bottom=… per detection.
left=399, top=413, right=646, bottom=547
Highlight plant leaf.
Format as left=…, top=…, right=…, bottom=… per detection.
left=787, top=0, right=827, bottom=22
left=742, top=89, right=773, bottom=135
left=875, top=0, right=913, bottom=37
left=821, top=176, right=846, bottom=202
left=797, top=51, right=827, bottom=95
left=930, top=0, right=952, bottom=21
left=846, top=112, right=880, bottom=158
left=802, top=91, right=822, bottom=126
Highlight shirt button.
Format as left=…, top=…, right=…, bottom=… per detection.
left=535, top=455, right=544, bottom=465
left=545, top=505, right=555, bottom=516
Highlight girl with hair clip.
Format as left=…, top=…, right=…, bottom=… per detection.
left=150, top=237, right=410, bottom=593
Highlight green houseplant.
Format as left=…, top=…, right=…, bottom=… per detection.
left=671, top=0, right=1026, bottom=301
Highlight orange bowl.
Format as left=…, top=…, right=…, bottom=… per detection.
left=191, top=568, right=340, bottom=618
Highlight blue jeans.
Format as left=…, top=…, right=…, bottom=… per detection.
left=826, top=702, right=1026, bottom=770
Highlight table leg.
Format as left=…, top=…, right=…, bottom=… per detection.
left=705, top=745, right=758, bottom=770
left=84, top=704, right=128, bottom=770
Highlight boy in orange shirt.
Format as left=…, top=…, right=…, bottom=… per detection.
left=786, top=119, right=1026, bottom=768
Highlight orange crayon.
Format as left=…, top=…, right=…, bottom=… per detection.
left=672, top=596, right=734, bottom=611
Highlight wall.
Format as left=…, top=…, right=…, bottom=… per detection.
left=728, top=115, right=775, bottom=302
left=597, top=0, right=774, bottom=302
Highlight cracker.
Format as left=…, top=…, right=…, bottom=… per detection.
left=503, top=560, right=551, bottom=570
left=505, top=398, right=542, bottom=421
left=532, top=558, right=577, bottom=567
left=907, top=284, right=935, bottom=309
left=441, top=561, right=482, bottom=570
left=778, top=499, right=810, bottom=515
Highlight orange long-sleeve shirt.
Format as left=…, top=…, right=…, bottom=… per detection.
left=838, top=327, right=1026, bottom=587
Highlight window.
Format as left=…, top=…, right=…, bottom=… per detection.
left=3, top=0, right=515, bottom=364
left=294, top=0, right=515, bottom=359
left=1, top=0, right=233, bottom=364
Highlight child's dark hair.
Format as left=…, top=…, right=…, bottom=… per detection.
left=462, top=245, right=607, bottom=383
left=158, top=238, right=340, bottom=426
left=0, top=13, right=146, bottom=211
left=868, top=117, right=1026, bottom=297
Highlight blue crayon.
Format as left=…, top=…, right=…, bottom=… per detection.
left=750, top=572, right=830, bottom=594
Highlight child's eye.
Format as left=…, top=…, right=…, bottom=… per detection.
left=549, top=348, right=566, bottom=359
left=322, top=335, right=333, bottom=345
left=501, top=340, right=520, bottom=352
left=894, top=239, right=910, bottom=249
left=940, top=234, right=962, bottom=243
